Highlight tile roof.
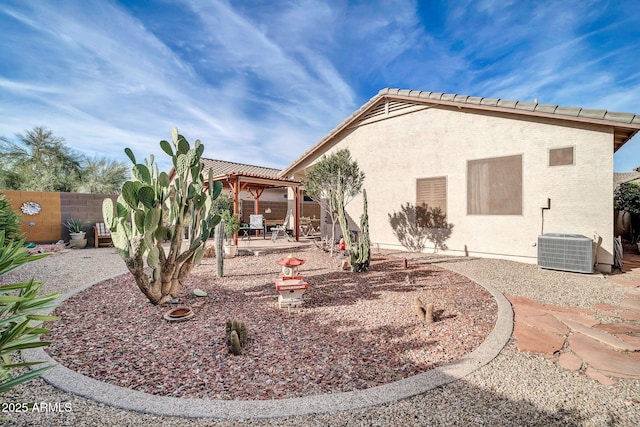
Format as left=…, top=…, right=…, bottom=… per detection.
left=201, top=158, right=282, bottom=179
left=614, top=171, right=640, bottom=187
left=381, top=88, right=640, bottom=124
left=281, top=88, right=640, bottom=177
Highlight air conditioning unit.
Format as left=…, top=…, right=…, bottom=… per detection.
left=537, top=233, right=594, bottom=274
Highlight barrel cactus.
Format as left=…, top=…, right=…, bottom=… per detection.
left=103, top=128, right=222, bottom=305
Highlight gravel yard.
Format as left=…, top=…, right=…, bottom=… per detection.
left=43, top=250, right=496, bottom=400
left=2, top=247, right=639, bottom=426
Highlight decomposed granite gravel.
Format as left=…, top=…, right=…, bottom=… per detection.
left=1, top=247, right=639, bottom=426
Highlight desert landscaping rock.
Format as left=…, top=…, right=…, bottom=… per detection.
left=2, top=249, right=640, bottom=425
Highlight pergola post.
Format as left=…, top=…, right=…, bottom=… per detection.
left=294, top=187, right=300, bottom=241
left=232, top=177, right=239, bottom=246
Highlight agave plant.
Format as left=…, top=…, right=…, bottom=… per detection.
left=0, top=231, right=59, bottom=394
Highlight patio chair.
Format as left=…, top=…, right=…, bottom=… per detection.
left=249, top=214, right=266, bottom=239
left=93, top=222, right=112, bottom=248
left=271, top=210, right=293, bottom=243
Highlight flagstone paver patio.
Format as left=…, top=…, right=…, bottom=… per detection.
left=510, top=252, right=640, bottom=385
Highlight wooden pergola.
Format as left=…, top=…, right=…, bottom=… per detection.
left=209, top=172, right=304, bottom=245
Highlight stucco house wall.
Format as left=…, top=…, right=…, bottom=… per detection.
left=283, top=89, right=640, bottom=272
left=307, top=106, right=614, bottom=269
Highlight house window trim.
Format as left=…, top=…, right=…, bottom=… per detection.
left=466, top=153, right=524, bottom=216
left=548, top=145, right=575, bottom=167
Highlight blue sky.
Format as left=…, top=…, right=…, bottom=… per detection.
left=1, top=0, right=639, bottom=172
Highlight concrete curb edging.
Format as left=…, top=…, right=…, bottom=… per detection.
left=23, top=269, right=513, bottom=419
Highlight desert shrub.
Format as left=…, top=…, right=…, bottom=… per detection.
left=0, top=231, right=59, bottom=393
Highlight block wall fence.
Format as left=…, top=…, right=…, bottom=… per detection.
left=239, top=200, right=321, bottom=225
left=3, top=190, right=118, bottom=246
left=4, top=191, right=322, bottom=244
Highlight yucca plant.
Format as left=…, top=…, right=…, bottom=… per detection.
left=0, top=231, right=60, bottom=394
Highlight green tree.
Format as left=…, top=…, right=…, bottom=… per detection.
left=103, top=128, right=223, bottom=305
left=615, top=181, right=640, bottom=243
left=0, top=192, right=21, bottom=240
left=0, top=126, right=81, bottom=192
left=303, top=149, right=365, bottom=256
left=77, top=156, right=129, bottom=194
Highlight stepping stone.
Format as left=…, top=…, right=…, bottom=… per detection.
left=513, top=323, right=565, bottom=354
left=558, top=352, right=582, bottom=371
left=594, top=303, right=620, bottom=312
left=585, top=367, right=617, bottom=386
left=599, top=310, right=621, bottom=318
left=519, top=312, right=569, bottom=335
left=617, top=334, right=640, bottom=348
left=569, top=334, right=640, bottom=379
left=560, top=320, right=638, bottom=351
left=625, top=290, right=640, bottom=299
left=543, top=304, right=594, bottom=315
left=552, top=311, right=599, bottom=327
left=507, top=295, right=546, bottom=310
left=618, top=309, right=640, bottom=322
left=513, top=304, right=549, bottom=319
left=620, top=298, right=640, bottom=311
left=593, top=322, right=640, bottom=334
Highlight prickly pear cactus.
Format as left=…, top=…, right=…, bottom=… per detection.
left=103, top=128, right=223, bottom=305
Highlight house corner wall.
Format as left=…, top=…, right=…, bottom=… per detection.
left=309, top=107, right=615, bottom=270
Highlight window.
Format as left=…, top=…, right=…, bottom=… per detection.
left=467, top=155, right=522, bottom=215
left=417, top=177, right=447, bottom=220
left=549, top=146, right=574, bottom=166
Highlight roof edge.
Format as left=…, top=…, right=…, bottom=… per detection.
left=281, top=88, right=640, bottom=177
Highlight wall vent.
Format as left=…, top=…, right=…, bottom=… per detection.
left=537, top=233, right=594, bottom=273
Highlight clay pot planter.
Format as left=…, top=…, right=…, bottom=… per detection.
left=163, top=306, right=194, bottom=322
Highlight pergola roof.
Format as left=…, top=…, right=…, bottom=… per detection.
left=202, top=158, right=301, bottom=189
left=199, top=158, right=303, bottom=244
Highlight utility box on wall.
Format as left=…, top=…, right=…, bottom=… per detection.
left=537, top=233, right=594, bottom=274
